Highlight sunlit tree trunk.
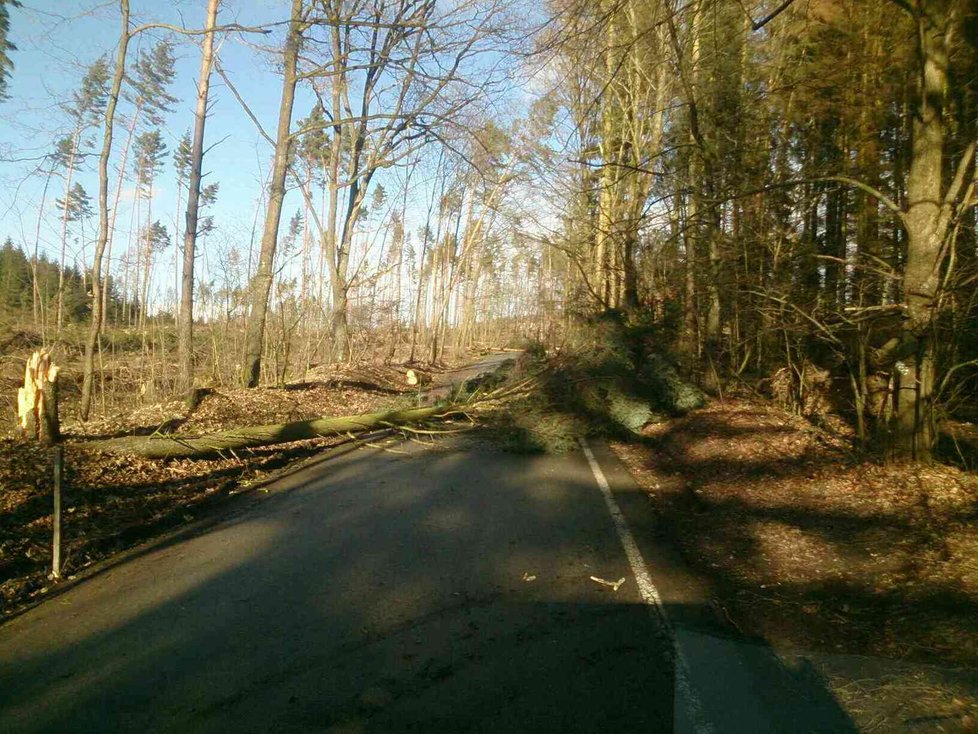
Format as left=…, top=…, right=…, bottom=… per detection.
left=241, top=0, right=303, bottom=387
left=102, top=107, right=141, bottom=323
left=177, top=0, right=219, bottom=403
left=81, top=0, right=129, bottom=421
left=890, top=0, right=960, bottom=461
left=56, top=132, right=80, bottom=331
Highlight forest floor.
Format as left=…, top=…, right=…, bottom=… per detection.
left=612, top=399, right=978, bottom=730
left=0, top=358, right=454, bottom=619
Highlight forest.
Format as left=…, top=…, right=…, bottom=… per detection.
left=0, top=0, right=973, bottom=459
left=0, top=0, right=973, bottom=463
left=1, top=1, right=978, bottom=726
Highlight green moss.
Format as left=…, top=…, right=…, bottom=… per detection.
left=639, top=353, right=706, bottom=415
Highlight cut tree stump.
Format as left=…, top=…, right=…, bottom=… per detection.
left=17, top=350, right=61, bottom=445
left=86, top=404, right=463, bottom=459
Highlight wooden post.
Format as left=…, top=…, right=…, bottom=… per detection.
left=51, top=446, right=63, bottom=581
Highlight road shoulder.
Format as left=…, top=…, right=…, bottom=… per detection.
left=583, top=439, right=858, bottom=732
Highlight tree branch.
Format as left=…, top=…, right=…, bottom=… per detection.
left=129, top=21, right=272, bottom=37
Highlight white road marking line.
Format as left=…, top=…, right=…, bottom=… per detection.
left=580, top=438, right=715, bottom=734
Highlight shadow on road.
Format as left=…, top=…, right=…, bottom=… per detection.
left=0, top=439, right=855, bottom=732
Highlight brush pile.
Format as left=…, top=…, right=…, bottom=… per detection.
left=479, top=314, right=706, bottom=452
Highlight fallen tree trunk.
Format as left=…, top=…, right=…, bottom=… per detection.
left=87, top=405, right=462, bottom=459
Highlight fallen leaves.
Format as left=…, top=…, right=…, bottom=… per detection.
left=612, top=398, right=978, bottom=666
left=615, top=397, right=978, bottom=729
left=0, top=373, right=405, bottom=618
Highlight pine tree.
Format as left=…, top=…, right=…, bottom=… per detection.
left=0, top=237, right=29, bottom=310
left=133, top=129, right=167, bottom=328
left=0, top=0, right=20, bottom=101
left=102, top=39, right=178, bottom=323
left=172, top=129, right=193, bottom=314
left=52, top=57, right=109, bottom=329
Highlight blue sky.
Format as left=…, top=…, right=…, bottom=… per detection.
left=0, top=0, right=537, bottom=312
left=0, top=1, right=308, bottom=306
left=0, top=2, right=441, bottom=308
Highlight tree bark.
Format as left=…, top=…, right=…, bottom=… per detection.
left=178, top=0, right=219, bottom=404
left=890, top=0, right=957, bottom=461
left=80, top=0, right=130, bottom=422
left=241, top=0, right=303, bottom=388
left=87, top=404, right=459, bottom=459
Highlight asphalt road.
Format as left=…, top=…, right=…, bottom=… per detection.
left=0, top=360, right=858, bottom=733
left=0, top=437, right=680, bottom=733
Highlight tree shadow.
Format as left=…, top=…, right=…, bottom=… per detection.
left=68, top=416, right=189, bottom=441
left=0, top=439, right=855, bottom=732
left=0, top=437, right=373, bottom=608
left=626, top=414, right=978, bottom=670
left=280, top=380, right=403, bottom=396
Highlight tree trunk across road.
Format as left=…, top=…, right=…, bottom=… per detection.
left=87, top=405, right=459, bottom=459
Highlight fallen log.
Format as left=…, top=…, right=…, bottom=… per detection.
left=86, top=405, right=463, bottom=459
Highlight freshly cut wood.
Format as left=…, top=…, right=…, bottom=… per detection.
left=17, top=350, right=61, bottom=445
left=87, top=405, right=461, bottom=459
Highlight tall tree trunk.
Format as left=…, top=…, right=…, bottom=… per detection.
left=330, top=282, right=349, bottom=361
left=56, top=132, right=80, bottom=331
left=139, top=182, right=154, bottom=334
left=31, top=169, right=53, bottom=331
left=241, top=0, right=303, bottom=388
left=891, top=0, right=958, bottom=461
left=178, top=0, right=219, bottom=404
left=103, top=105, right=141, bottom=323
left=173, top=173, right=183, bottom=319
left=671, top=0, right=703, bottom=356
left=855, top=14, right=883, bottom=309
left=595, top=0, right=618, bottom=310
left=80, top=0, right=129, bottom=422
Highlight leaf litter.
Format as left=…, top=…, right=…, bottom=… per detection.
left=612, top=398, right=978, bottom=731
left=0, top=365, right=422, bottom=619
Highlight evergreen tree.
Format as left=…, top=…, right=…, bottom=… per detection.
left=129, top=40, right=178, bottom=125
left=0, top=0, right=20, bottom=101
left=54, top=182, right=94, bottom=228
left=53, top=57, right=109, bottom=328
left=174, top=129, right=193, bottom=185
left=0, top=237, right=30, bottom=310
left=197, top=182, right=220, bottom=238
left=133, top=129, right=167, bottom=195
